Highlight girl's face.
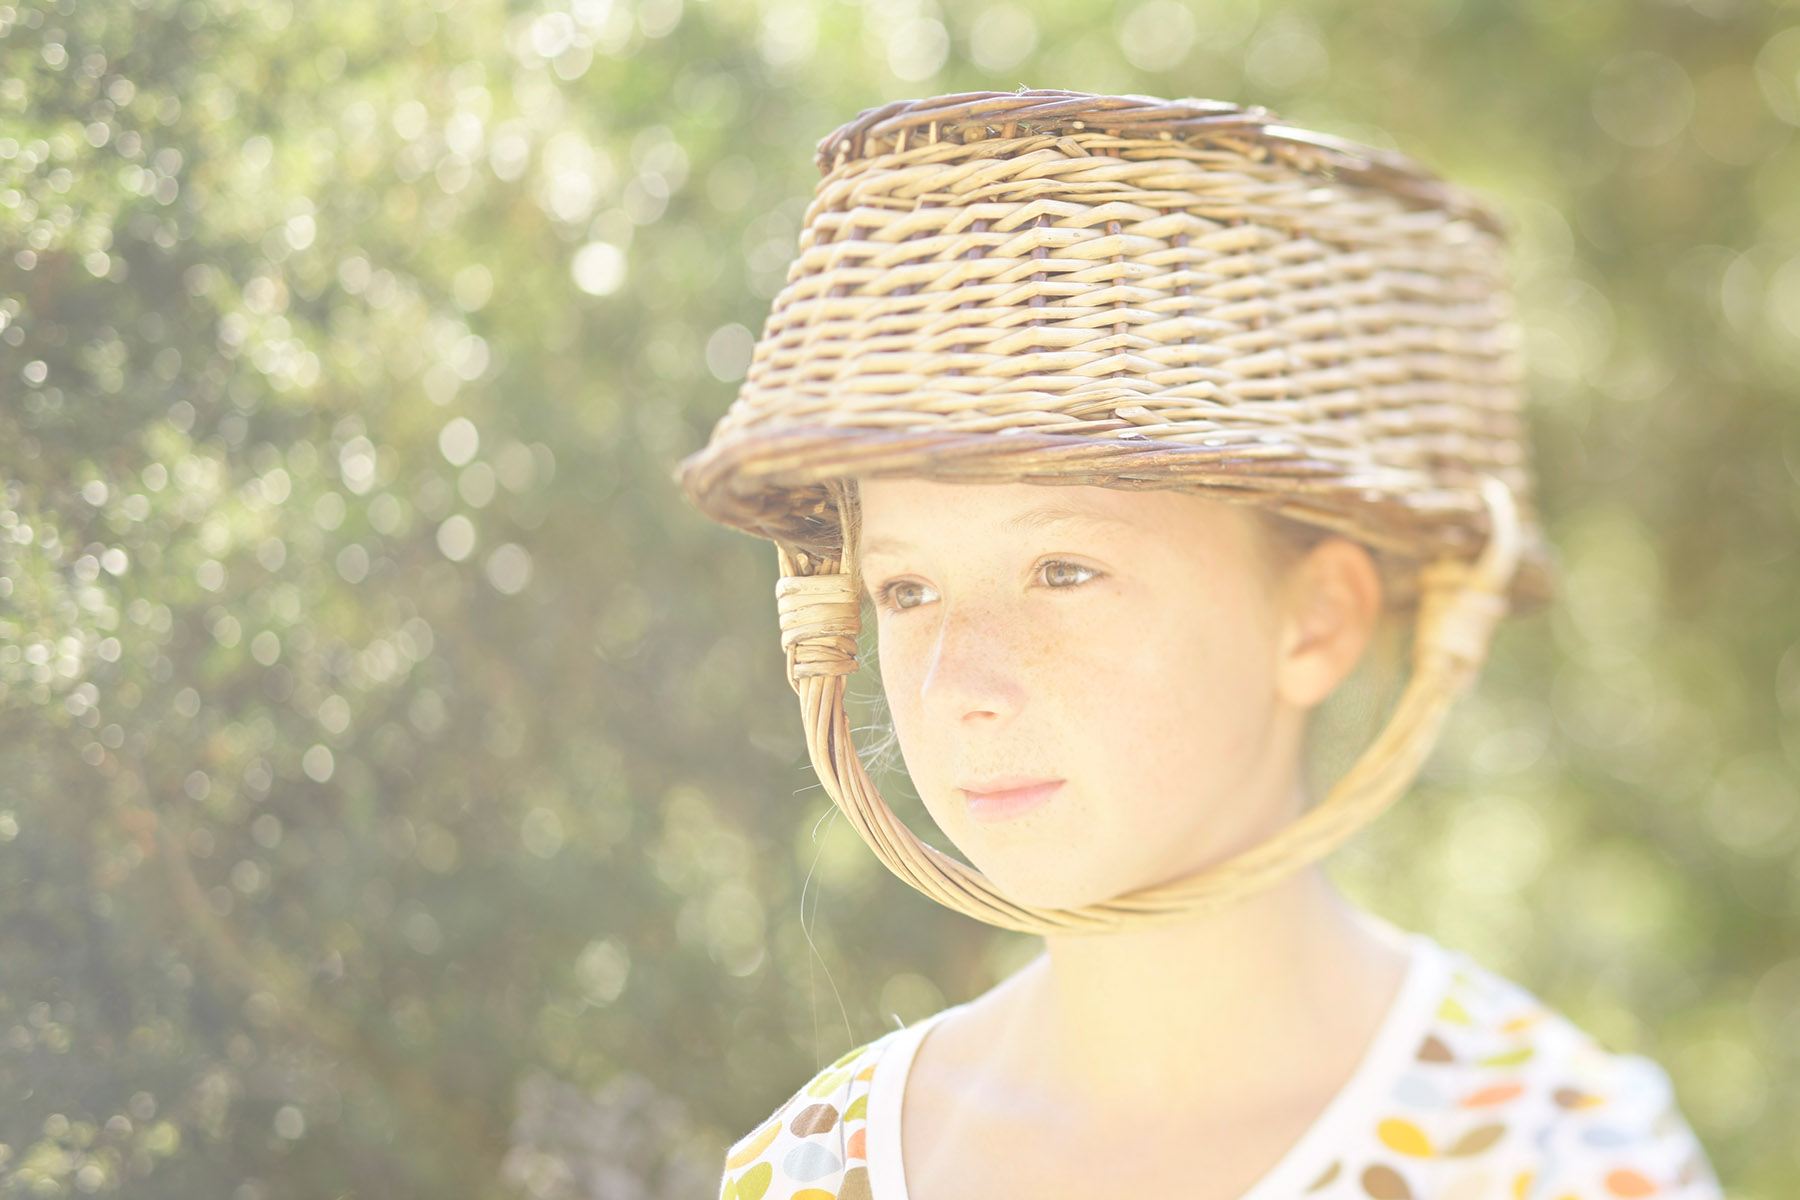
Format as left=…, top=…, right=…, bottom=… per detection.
left=858, top=479, right=1323, bottom=911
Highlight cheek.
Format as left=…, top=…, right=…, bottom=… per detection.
left=1074, top=590, right=1279, bottom=787
left=873, top=627, right=930, bottom=758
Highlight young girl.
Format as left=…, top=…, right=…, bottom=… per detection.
left=680, top=90, right=1722, bottom=1200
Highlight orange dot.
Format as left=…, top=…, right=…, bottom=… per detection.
left=1605, top=1168, right=1658, bottom=1197
left=1462, top=1083, right=1524, bottom=1108
left=846, top=1128, right=867, bottom=1161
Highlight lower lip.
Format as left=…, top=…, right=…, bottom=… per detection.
left=962, top=781, right=1063, bottom=823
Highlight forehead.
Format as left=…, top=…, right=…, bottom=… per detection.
left=855, top=478, right=1252, bottom=555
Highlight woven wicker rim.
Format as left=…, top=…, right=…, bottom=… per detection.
left=812, top=89, right=1508, bottom=237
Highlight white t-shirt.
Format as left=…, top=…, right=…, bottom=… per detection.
left=716, top=924, right=1723, bottom=1200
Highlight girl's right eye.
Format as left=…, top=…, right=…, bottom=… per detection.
left=877, top=580, right=938, bottom=612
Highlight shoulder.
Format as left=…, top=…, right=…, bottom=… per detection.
left=716, top=1027, right=903, bottom=1200
left=1352, top=939, right=1722, bottom=1198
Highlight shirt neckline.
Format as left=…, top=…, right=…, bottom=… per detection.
left=865, top=919, right=1453, bottom=1200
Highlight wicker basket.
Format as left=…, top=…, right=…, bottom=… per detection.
left=678, top=90, right=1554, bottom=935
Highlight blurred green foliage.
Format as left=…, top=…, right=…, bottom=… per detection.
left=0, top=0, right=1797, bottom=1196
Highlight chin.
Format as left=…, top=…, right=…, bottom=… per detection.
left=958, top=854, right=1134, bottom=914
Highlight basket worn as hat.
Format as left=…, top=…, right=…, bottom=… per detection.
left=678, top=90, right=1557, bottom=936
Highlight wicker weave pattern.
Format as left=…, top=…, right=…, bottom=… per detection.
left=681, top=91, right=1552, bottom=608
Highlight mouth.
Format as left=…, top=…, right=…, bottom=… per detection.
left=958, top=777, right=1064, bottom=823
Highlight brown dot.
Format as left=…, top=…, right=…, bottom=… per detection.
left=789, top=1102, right=840, bottom=1137
left=838, top=1165, right=872, bottom=1200
left=1553, top=1086, right=1600, bottom=1109
left=1417, top=1035, right=1455, bottom=1063
left=1446, top=1123, right=1505, bottom=1157
left=1362, top=1164, right=1414, bottom=1199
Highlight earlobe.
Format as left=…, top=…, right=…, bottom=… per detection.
left=1274, top=539, right=1383, bottom=709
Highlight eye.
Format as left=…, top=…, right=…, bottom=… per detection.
left=1039, top=560, right=1099, bottom=588
left=876, top=579, right=938, bottom=612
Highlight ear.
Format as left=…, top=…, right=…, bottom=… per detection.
left=1272, top=537, right=1383, bottom=710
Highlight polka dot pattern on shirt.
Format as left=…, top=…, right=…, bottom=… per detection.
left=716, top=933, right=1722, bottom=1200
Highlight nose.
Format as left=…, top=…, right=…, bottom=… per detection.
left=918, top=597, right=1027, bottom=726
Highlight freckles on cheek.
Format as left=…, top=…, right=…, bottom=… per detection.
left=1104, top=626, right=1270, bottom=766
left=1072, top=658, right=1150, bottom=734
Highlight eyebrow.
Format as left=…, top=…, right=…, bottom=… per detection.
left=859, top=502, right=1131, bottom=558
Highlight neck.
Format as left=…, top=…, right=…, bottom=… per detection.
left=1000, top=867, right=1411, bottom=1117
